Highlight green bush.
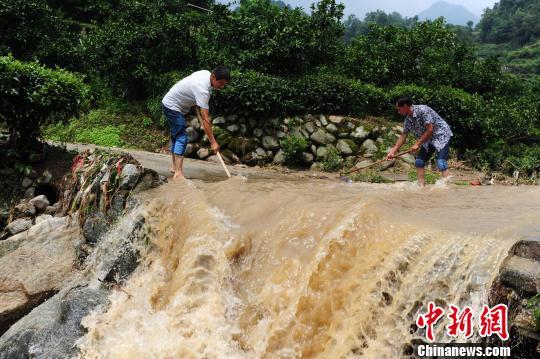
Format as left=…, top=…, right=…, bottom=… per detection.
left=211, top=70, right=387, bottom=117
left=198, top=0, right=344, bottom=76
left=74, top=125, right=124, bottom=147
left=0, top=56, right=89, bottom=144
left=344, top=20, right=506, bottom=95
left=320, top=146, right=342, bottom=172
left=211, top=70, right=296, bottom=117
left=502, top=145, right=540, bottom=176
left=81, top=1, right=199, bottom=99
left=388, top=84, right=484, bottom=150
left=0, top=0, right=79, bottom=69
left=280, top=135, right=309, bottom=163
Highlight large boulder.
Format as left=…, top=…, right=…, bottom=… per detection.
left=0, top=284, right=109, bottom=359
left=119, top=164, right=141, bottom=190
left=328, top=115, right=344, bottom=124
left=488, top=237, right=540, bottom=355
left=310, top=129, right=336, bottom=145
left=336, top=139, right=357, bottom=155
left=186, top=127, right=199, bottom=143
left=262, top=136, right=280, bottom=150
left=197, top=148, right=211, bottom=160
left=350, top=126, right=370, bottom=141
left=12, top=202, right=36, bottom=219
left=273, top=150, right=285, bottom=164
left=0, top=216, right=80, bottom=334
left=30, top=195, right=50, bottom=211
left=360, top=139, right=378, bottom=157
left=5, top=218, right=32, bottom=236
left=229, top=137, right=257, bottom=156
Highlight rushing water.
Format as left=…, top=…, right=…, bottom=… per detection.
left=78, top=177, right=540, bottom=358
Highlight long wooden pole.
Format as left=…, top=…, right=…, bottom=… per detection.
left=341, top=149, right=413, bottom=175
left=195, top=108, right=232, bottom=178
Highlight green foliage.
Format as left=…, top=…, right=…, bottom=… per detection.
left=0, top=0, right=79, bottom=69
left=320, top=146, right=342, bottom=172
left=210, top=70, right=388, bottom=117
left=345, top=20, right=504, bottom=95
left=197, top=0, right=344, bottom=76
left=478, top=0, right=540, bottom=45
left=211, top=70, right=295, bottom=116
left=74, top=125, right=124, bottom=147
left=503, top=145, right=540, bottom=176
left=343, top=11, right=418, bottom=44
left=388, top=84, right=484, bottom=149
left=0, top=56, right=89, bottom=144
left=280, top=135, right=309, bottom=163
left=81, top=0, right=199, bottom=99
left=43, top=107, right=168, bottom=151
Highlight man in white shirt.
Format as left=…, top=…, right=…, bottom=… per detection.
left=162, top=65, right=230, bottom=179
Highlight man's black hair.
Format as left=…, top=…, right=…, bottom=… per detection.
left=212, top=65, right=230, bottom=82
left=396, top=96, right=413, bottom=107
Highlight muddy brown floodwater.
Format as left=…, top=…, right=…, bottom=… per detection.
left=78, top=177, right=540, bottom=358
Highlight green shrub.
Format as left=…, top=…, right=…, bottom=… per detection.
left=82, top=1, right=198, bottom=99
left=502, top=145, right=540, bottom=176
left=0, top=0, right=79, bottom=69
left=198, top=0, right=344, bottom=76
left=280, top=135, right=309, bottom=163
left=320, top=146, right=342, bottom=172
left=0, top=56, right=89, bottom=144
left=212, top=70, right=296, bottom=117
left=74, top=125, right=124, bottom=147
left=211, top=70, right=387, bottom=118
left=388, top=84, right=484, bottom=150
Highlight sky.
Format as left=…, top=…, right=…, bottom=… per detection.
left=216, top=0, right=499, bottom=18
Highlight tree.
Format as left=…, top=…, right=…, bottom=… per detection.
left=198, top=0, right=344, bottom=76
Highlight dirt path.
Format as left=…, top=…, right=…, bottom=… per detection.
left=63, top=143, right=488, bottom=185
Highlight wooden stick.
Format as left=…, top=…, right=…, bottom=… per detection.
left=217, top=152, right=232, bottom=178
left=341, top=149, right=413, bottom=175
left=195, top=107, right=232, bottom=178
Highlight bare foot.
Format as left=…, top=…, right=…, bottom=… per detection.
left=172, top=171, right=185, bottom=180
left=169, top=167, right=175, bottom=174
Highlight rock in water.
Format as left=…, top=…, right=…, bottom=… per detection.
left=0, top=216, right=80, bottom=334
left=0, top=285, right=108, bottom=359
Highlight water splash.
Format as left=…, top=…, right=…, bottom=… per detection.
left=78, top=180, right=540, bottom=358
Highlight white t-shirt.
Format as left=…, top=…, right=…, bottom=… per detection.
left=162, top=70, right=212, bottom=114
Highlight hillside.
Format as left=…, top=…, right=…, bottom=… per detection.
left=417, top=1, right=479, bottom=26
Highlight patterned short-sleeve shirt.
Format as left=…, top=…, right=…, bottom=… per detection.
left=403, top=105, right=453, bottom=151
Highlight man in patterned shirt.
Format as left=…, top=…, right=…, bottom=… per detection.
left=387, top=96, right=453, bottom=186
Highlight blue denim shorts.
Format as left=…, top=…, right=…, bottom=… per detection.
left=162, top=105, right=188, bottom=156
left=415, top=140, right=451, bottom=171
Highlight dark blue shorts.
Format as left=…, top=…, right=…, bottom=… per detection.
left=163, top=105, right=188, bottom=156
left=415, top=140, right=451, bottom=171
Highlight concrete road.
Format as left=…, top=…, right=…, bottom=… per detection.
left=62, top=143, right=285, bottom=181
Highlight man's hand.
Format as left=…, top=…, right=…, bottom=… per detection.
left=211, top=141, right=220, bottom=153
left=410, top=143, right=421, bottom=153
left=386, top=149, right=397, bottom=160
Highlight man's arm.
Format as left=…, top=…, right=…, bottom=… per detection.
left=198, top=107, right=220, bottom=153
left=387, top=133, right=408, bottom=160
left=410, top=123, right=433, bottom=152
